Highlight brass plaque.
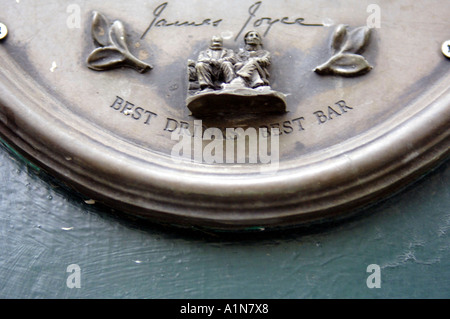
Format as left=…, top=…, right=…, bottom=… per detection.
left=0, top=1, right=449, bottom=230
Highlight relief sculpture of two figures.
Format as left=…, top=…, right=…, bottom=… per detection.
left=186, top=31, right=287, bottom=117
left=85, top=12, right=373, bottom=118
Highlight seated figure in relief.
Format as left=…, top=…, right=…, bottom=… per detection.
left=186, top=31, right=286, bottom=116
left=194, top=35, right=237, bottom=91
left=233, top=31, right=271, bottom=88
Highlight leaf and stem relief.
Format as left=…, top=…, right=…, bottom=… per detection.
left=315, top=24, right=373, bottom=77
left=87, top=11, right=152, bottom=73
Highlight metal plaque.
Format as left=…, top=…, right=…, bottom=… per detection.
left=0, top=0, right=449, bottom=230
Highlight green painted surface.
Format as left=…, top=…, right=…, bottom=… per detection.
left=0, top=144, right=448, bottom=298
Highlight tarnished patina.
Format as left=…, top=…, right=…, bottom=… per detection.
left=0, top=1, right=448, bottom=230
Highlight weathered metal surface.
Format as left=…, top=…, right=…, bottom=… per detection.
left=0, top=0, right=448, bottom=230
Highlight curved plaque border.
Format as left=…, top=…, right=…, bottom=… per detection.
left=0, top=47, right=449, bottom=230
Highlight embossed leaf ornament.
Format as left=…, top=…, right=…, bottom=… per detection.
left=87, top=12, right=152, bottom=73
left=315, top=25, right=373, bottom=77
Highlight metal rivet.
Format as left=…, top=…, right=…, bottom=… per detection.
left=442, top=40, right=450, bottom=59
left=0, top=22, right=8, bottom=40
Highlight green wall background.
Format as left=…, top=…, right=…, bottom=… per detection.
left=0, top=143, right=448, bottom=299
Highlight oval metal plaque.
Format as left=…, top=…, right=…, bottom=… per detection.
left=0, top=1, right=449, bottom=230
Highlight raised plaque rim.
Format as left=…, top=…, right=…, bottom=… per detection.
left=0, top=31, right=449, bottom=230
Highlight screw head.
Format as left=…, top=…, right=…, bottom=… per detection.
left=442, top=40, right=450, bottom=59
left=0, top=22, right=8, bottom=40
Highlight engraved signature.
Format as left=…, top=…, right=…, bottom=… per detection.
left=141, top=2, right=222, bottom=40
left=141, top=1, right=323, bottom=41
left=235, top=1, right=323, bottom=41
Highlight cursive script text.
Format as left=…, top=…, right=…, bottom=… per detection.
left=141, top=2, right=222, bottom=39
left=141, top=1, right=324, bottom=40
left=235, top=1, right=323, bottom=41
